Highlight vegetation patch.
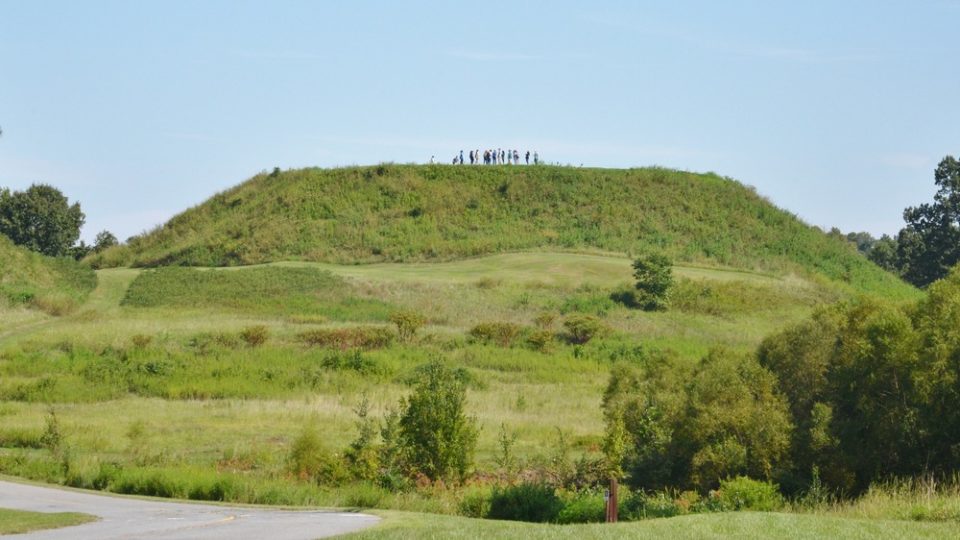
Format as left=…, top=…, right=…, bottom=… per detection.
left=121, top=266, right=393, bottom=319
left=0, top=234, right=96, bottom=315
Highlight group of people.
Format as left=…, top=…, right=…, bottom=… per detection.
left=431, top=149, right=540, bottom=166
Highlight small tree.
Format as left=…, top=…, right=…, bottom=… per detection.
left=93, top=230, right=119, bottom=252
left=631, top=254, right=674, bottom=311
left=0, top=184, right=84, bottom=257
left=398, top=361, right=478, bottom=483
left=563, top=314, right=604, bottom=344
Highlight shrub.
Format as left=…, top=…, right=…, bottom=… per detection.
left=709, top=476, right=784, bottom=511
left=469, top=322, right=523, bottom=347
left=622, top=490, right=683, bottom=520
left=389, top=310, right=426, bottom=342
left=555, top=491, right=606, bottom=524
left=240, top=325, right=269, bottom=347
left=526, top=329, right=554, bottom=352
left=458, top=488, right=492, bottom=518
left=563, top=315, right=604, bottom=344
left=287, top=423, right=348, bottom=485
left=398, top=361, right=478, bottom=483
left=298, top=327, right=394, bottom=350
left=488, top=483, right=563, bottom=523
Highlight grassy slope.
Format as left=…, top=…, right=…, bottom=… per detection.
left=341, top=510, right=960, bottom=540
left=91, top=165, right=914, bottom=300
left=0, top=254, right=948, bottom=537
left=0, top=234, right=97, bottom=317
left=0, top=507, right=96, bottom=534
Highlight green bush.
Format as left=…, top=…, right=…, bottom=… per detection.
left=487, top=483, right=563, bottom=523
left=469, top=322, right=523, bottom=347
left=389, top=310, right=426, bottom=342
left=709, top=476, right=784, bottom=511
left=622, top=490, right=683, bottom=520
left=398, top=361, right=478, bottom=483
left=288, top=424, right=348, bottom=485
left=458, top=488, right=492, bottom=518
left=555, top=491, right=606, bottom=524
left=240, top=325, right=269, bottom=347
left=298, top=327, right=394, bottom=350
left=526, top=329, right=554, bottom=352
left=562, top=315, right=604, bottom=345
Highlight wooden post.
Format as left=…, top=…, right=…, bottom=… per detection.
left=606, top=477, right=619, bottom=523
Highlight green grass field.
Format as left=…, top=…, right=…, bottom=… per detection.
left=0, top=507, right=96, bottom=535
left=0, top=220, right=940, bottom=538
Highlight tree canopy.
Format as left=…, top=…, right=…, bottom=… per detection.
left=0, top=184, right=85, bottom=257
left=895, top=155, right=960, bottom=287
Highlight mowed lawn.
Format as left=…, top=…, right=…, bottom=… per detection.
left=340, top=510, right=960, bottom=540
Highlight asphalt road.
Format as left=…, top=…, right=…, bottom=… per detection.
left=0, top=480, right=379, bottom=539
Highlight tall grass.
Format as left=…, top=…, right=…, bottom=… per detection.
left=0, top=234, right=97, bottom=315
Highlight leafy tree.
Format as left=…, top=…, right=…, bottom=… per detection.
left=867, top=234, right=899, bottom=272
left=93, top=230, right=119, bottom=252
left=896, top=155, right=960, bottom=287
left=603, top=349, right=791, bottom=491
left=0, top=184, right=85, bottom=257
left=759, top=282, right=960, bottom=493
left=631, top=254, right=674, bottom=311
left=398, top=361, right=478, bottom=483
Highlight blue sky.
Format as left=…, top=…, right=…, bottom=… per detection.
left=1, top=0, right=958, bottom=243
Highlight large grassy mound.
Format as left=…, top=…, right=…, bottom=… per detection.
left=91, top=165, right=913, bottom=299
left=0, top=234, right=97, bottom=315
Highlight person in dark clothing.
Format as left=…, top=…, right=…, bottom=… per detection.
left=459, top=150, right=464, bottom=164
left=525, top=151, right=530, bottom=164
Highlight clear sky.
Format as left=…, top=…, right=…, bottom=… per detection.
left=1, top=0, right=958, bottom=243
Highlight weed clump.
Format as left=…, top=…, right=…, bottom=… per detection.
left=240, top=325, right=269, bottom=347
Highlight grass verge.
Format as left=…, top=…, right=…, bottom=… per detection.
left=0, top=507, right=96, bottom=535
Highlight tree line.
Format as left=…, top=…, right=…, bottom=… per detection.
left=839, top=155, right=960, bottom=288
left=0, top=184, right=116, bottom=259
left=604, top=265, right=960, bottom=496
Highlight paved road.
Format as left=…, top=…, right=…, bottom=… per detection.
left=0, top=480, right=379, bottom=539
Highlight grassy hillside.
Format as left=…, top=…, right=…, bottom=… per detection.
left=91, top=165, right=914, bottom=299
left=0, top=234, right=97, bottom=316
